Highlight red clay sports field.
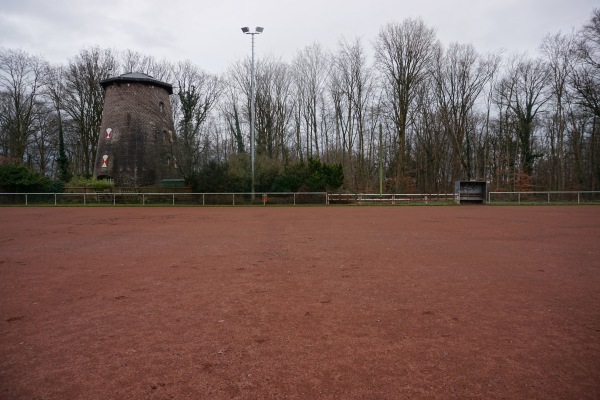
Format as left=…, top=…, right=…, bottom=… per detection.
left=1, top=206, right=599, bottom=399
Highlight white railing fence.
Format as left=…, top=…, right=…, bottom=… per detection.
left=327, top=193, right=455, bottom=205
left=0, top=192, right=456, bottom=206
left=488, top=191, right=600, bottom=204
left=2, top=191, right=599, bottom=206
left=0, top=192, right=328, bottom=206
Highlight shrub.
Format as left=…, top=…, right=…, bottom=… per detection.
left=187, top=156, right=343, bottom=193
left=192, top=161, right=231, bottom=192
left=68, top=176, right=114, bottom=191
left=306, top=158, right=344, bottom=191
left=271, top=158, right=344, bottom=192
left=0, top=164, right=63, bottom=193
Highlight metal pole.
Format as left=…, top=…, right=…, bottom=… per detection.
left=250, top=33, right=256, bottom=201
left=379, top=123, right=383, bottom=195
left=242, top=27, right=263, bottom=202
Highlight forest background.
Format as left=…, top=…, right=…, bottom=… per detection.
left=1, top=10, right=599, bottom=194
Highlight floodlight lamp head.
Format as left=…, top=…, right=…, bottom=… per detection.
left=255, top=26, right=264, bottom=33
left=241, top=27, right=250, bottom=33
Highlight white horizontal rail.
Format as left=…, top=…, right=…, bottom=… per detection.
left=488, top=191, right=600, bottom=204
left=0, top=192, right=328, bottom=206
left=3, top=191, right=598, bottom=206
left=327, top=193, right=455, bottom=205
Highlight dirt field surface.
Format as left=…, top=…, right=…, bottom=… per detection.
left=0, top=206, right=599, bottom=400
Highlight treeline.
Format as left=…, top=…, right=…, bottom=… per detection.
left=1, top=10, right=599, bottom=193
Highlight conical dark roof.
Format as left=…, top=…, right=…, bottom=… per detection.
left=100, top=72, right=173, bottom=94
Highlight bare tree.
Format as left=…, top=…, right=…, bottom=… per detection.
left=171, top=60, right=223, bottom=181
left=330, top=37, right=376, bottom=190
left=228, top=56, right=293, bottom=164
left=541, top=32, right=577, bottom=190
left=63, top=47, right=117, bottom=176
left=27, top=105, right=56, bottom=175
left=569, top=9, right=600, bottom=190
left=432, top=43, right=499, bottom=181
left=0, top=49, right=47, bottom=161
left=220, top=86, right=245, bottom=154
left=43, top=65, right=71, bottom=181
left=571, top=8, right=600, bottom=118
left=329, top=42, right=356, bottom=187
left=120, top=50, right=174, bottom=83
left=254, top=57, right=293, bottom=161
left=292, top=43, right=331, bottom=161
left=374, top=18, right=438, bottom=191
left=496, top=54, right=551, bottom=179
left=412, top=80, right=450, bottom=193
left=225, top=59, right=252, bottom=155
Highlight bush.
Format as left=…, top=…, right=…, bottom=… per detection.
left=0, top=164, right=63, bottom=193
left=187, top=156, right=343, bottom=193
left=306, top=158, right=344, bottom=191
left=68, top=176, right=114, bottom=191
left=271, top=173, right=303, bottom=192
left=223, top=154, right=251, bottom=192
left=192, top=161, right=231, bottom=192
left=271, top=158, right=343, bottom=192
left=255, top=156, right=282, bottom=192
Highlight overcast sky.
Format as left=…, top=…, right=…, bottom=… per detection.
left=0, top=0, right=597, bottom=74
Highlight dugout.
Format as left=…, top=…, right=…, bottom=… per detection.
left=455, top=181, right=488, bottom=204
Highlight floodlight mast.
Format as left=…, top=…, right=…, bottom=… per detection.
left=241, top=26, right=263, bottom=200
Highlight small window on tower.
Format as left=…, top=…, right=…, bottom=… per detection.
left=159, top=102, right=165, bottom=113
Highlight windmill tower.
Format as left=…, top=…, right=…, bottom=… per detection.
left=93, top=72, right=182, bottom=187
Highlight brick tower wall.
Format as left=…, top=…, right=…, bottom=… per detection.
left=94, top=82, right=182, bottom=187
